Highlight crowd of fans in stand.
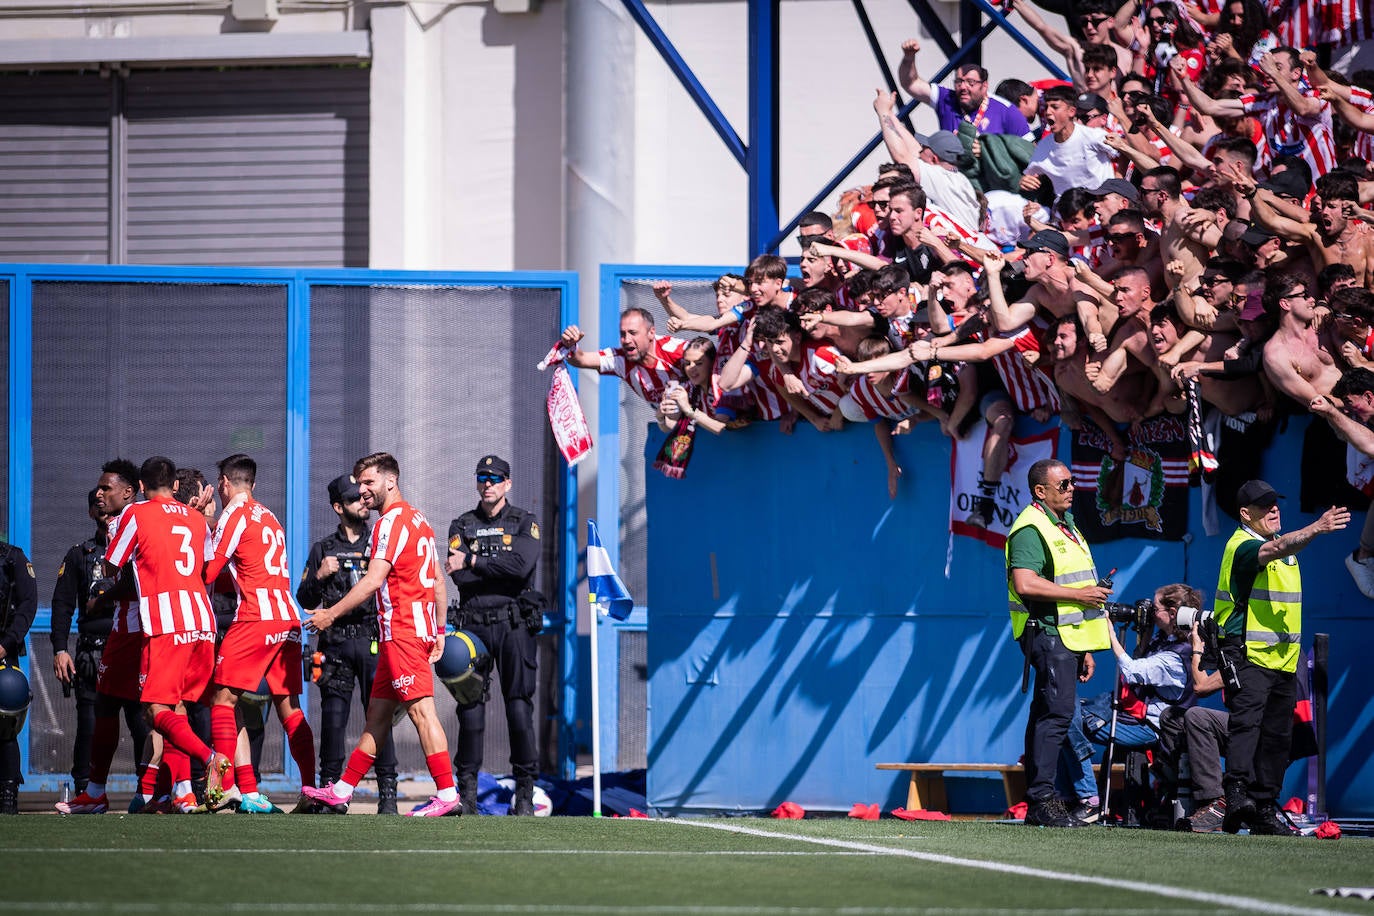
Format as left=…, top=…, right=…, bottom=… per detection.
left=557, top=0, right=1374, bottom=596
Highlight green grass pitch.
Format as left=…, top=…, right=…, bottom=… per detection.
left=1, top=815, right=1371, bottom=914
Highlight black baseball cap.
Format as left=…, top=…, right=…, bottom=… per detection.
left=1236, top=479, right=1283, bottom=509
left=1020, top=229, right=1071, bottom=259
left=327, top=474, right=361, bottom=505
left=1258, top=170, right=1309, bottom=200
left=1240, top=224, right=1277, bottom=247
left=1076, top=92, right=1108, bottom=116
left=476, top=455, right=511, bottom=479
left=1088, top=178, right=1142, bottom=205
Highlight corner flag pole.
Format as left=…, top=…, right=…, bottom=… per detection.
left=588, top=589, right=603, bottom=817
left=586, top=519, right=633, bottom=820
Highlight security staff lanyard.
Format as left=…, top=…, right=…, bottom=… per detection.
left=1239, top=522, right=1296, bottom=566
left=1033, top=500, right=1082, bottom=548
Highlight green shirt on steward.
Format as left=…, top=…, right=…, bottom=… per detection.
left=1007, top=503, right=1076, bottom=630
left=1219, top=538, right=1262, bottom=639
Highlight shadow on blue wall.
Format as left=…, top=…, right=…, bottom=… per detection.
left=644, top=416, right=1374, bottom=816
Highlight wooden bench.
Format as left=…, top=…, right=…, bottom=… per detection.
left=876, top=762, right=1125, bottom=813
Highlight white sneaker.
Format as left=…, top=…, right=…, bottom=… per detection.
left=1346, top=552, right=1374, bottom=599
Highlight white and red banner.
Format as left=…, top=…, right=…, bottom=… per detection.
left=948, top=419, right=1060, bottom=549
left=546, top=365, right=592, bottom=467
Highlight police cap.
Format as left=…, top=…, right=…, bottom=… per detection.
left=476, top=455, right=511, bottom=479
left=327, top=474, right=362, bottom=506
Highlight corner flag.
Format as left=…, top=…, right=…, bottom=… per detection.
left=587, top=520, right=633, bottom=621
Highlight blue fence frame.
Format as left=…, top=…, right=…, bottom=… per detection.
left=595, top=264, right=743, bottom=771
left=2, top=263, right=582, bottom=787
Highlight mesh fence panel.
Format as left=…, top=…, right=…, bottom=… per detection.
left=307, top=283, right=564, bottom=775
left=616, top=629, right=647, bottom=770
left=27, top=280, right=290, bottom=776
left=615, top=279, right=719, bottom=603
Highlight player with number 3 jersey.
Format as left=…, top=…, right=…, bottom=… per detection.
left=104, top=456, right=229, bottom=812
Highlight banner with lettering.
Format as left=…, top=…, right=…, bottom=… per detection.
left=949, top=418, right=1060, bottom=549
left=1069, top=414, right=1190, bottom=543
left=547, top=365, right=592, bottom=467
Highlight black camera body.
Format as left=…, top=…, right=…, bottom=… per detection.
left=1103, top=598, right=1154, bottom=632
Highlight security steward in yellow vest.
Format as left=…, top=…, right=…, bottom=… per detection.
left=1213, top=479, right=1348, bottom=835
left=1006, top=459, right=1112, bottom=828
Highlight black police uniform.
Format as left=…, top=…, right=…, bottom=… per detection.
left=1, top=540, right=39, bottom=813
left=447, top=494, right=542, bottom=814
left=296, top=524, right=398, bottom=806
left=49, top=527, right=149, bottom=792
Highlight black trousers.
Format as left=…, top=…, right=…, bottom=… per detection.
left=1022, top=627, right=1080, bottom=804
left=316, top=632, right=397, bottom=783
left=1222, top=648, right=1295, bottom=805
left=454, top=617, right=538, bottom=781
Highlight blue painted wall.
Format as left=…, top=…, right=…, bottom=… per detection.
left=644, top=416, right=1374, bottom=816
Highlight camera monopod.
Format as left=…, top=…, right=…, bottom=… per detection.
left=1098, top=612, right=1155, bottom=823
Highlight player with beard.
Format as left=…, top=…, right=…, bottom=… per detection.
left=297, top=473, right=399, bottom=813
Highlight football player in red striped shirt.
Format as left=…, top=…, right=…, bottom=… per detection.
left=202, top=454, right=316, bottom=814
left=105, top=456, right=230, bottom=813
left=56, top=459, right=151, bottom=815
left=303, top=452, right=458, bottom=816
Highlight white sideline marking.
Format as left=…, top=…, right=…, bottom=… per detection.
left=0, top=847, right=882, bottom=856
left=0, top=906, right=1235, bottom=914
left=664, top=820, right=1340, bottom=916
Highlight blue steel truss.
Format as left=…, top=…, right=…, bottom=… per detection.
left=619, top=0, right=1070, bottom=257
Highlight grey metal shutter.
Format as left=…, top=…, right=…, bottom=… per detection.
left=0, top=73, right=112, bottom=263
left=125, top=67, right=369, bottom=267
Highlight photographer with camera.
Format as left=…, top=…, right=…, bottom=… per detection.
left=1214, top=479, right=1348, bottom=834
left=1080, top=583, right=1200, bottom=750
left=296, top=474, right=398, bottom=814
left=1007, top=458, right=1112, bottom=828
left=446, top=455, right=544, bottom=816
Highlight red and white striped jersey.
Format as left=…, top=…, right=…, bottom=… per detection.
left=105, top=496, right=216, bottom=637
left=991, top=321, right=1061, bottom=414
left=757, top=341, right=845, bottom=416
left=924, top=205, right=993, bottom=257
left=101, top=513, right=141, bottom=635
left=369, top=501, right=441, bottom=643
left=1241, top=90, right=1337, bottom=182
left=1270, top=0, right=1368, bottom=48
left=598, top=334, right=688, bottom=406
left=1347, top=87, right=1374, bottom=162
left=840, top=374, right=920, bottom=422
left=205, top=494, right=301, bottom=625
left=746, top=372, right=791, bottom=421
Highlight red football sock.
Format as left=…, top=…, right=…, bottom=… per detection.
left=235, top=764, right=258, bottom=796
left=210, top=704, right=239, bottom=789
left=426, top=752, right=455, bottom=792
left=139, top=763, right=160, bottom=796
left=163, top=745, right=190, bottom=784
left=152, top=710, right=212, bottom=762
left=283, top=709, right=316, bottom=788
left=342, top=749, right=374, bottom=788
left=87, top=715, right=120, bottom=785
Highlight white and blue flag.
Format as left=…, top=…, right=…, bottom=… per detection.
left=587, top=519, right=633, bottom=621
